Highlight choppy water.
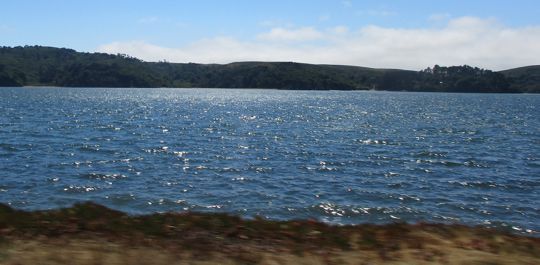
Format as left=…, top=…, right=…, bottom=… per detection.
left=0, top=87, right=538, bottom=235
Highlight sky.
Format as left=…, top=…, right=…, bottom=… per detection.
left=1, top=0, right=539, bottom=70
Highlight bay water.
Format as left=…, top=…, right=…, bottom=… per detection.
left=0, top=87, right=538, bottom=235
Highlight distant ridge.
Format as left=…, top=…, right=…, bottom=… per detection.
left=0, top=45, right=538, bottom=93
left=500, top=65, right=540, bottom=93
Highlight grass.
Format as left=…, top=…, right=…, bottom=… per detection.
left=0, top=202, right=539, bottom=264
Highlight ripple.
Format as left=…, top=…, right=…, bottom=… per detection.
left=0, top=143, right=18, bottom=152
left=0, top=88, right=538, bottom=235
left=447, top=180, right=500, bottom=189
left=80, top=173, right=128, bottom=180
left=62, top=185, right=100, bottom=193
left=413, top=151, right=448, bottom=158
left=231, top=176, right=248, bottom=182
left=463, top=160, right=490, bottom=168
left=414, top=159, right=463, bottom=167
left=78, top=144, right=101, bottom=152
left=314, top=202, right=347, bottom=217
left=106, top=193, right=136, bottom=204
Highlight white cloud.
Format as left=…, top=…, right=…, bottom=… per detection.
left=97, top=17, right=540, bottom=70
left=257, top=27, right=324, bottom=42
left=331, top=26, right=349, bottom=35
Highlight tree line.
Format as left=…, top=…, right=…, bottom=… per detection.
left=0, top=46, right=537, bottom=93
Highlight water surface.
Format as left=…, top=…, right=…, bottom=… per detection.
left=0, top=88, right=538, bottom=235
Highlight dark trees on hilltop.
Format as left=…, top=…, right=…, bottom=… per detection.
left=0, top=46, right=535, bottom=93
left=410, top=65, right=514, bottom=93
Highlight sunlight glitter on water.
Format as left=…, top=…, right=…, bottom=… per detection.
left=0, top=88, right=538, bottom=236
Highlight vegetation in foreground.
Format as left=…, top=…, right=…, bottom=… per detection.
left=0, top=202, right=538, bottom=264
left=1, top=45, right=539, bottom=93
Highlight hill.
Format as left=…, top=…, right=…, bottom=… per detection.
left=501, top=65, right=540, bottom=93
left=0, top=45, right=537, bottom=93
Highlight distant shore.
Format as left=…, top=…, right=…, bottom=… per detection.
left=7, top=86, right=537, bottom=94
left=2, top=46, right=539, bottom=93
left=0, top=202, right=538, bottom=265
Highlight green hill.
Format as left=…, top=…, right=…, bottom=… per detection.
left=501, top=65, right=540, bottom=93
left=0, top=45, right=536, bottom=93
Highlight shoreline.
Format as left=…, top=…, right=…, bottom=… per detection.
left=1, top=202, right=539, bottom=264
left=2, top=86, right=535, bottom=94
left=2, top=46, right=539, bottom=93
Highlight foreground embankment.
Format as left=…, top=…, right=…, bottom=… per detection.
left=0, top=202, right=538, bottom=265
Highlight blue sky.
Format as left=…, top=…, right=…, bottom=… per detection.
left=1, top=0, right=539, bottom=69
